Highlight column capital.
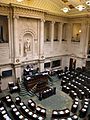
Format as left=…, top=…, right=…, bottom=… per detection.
left=60, top=22, right=65, bottom=26
left=41, top=19, right=45, bottom=22
left=13, top=15, right=19, bottom=19
left=51, top=21, right=55, bottom=24
left=7, top=15, right=10, bottom=19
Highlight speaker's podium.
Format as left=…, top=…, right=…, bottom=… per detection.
left=24, top=72, right=48, bottom=93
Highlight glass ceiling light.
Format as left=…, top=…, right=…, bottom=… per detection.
left=62, top=7, right=70, bottom=13
left=86, top=0, right=90, bottom=6
left=75, top=5, right=86, bottom=11
left=16, top=0, right=24, bottom=2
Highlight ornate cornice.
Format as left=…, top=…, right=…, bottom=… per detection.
left=0, top=2, right=10, bottom=16
left=0, top=2, right=90, bottom=22
left=10, top=3, right=45, bottom=19
left=44, top=13, right=68, bottom=22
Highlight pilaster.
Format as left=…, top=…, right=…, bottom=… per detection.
left=80, top=23, right=88, bottom=56
left=58, top=22, right=63, bottom=43
left=51, top=21, right=55, bottom=51
left=39, top=19, right=45, bottom=72
left=84, top=24, right=90, bottom=57
left=13, top=15, right=19, bottom=60
left=39, top=19, right=45, bottom=59
left=7, top=16, right=11, bottom=58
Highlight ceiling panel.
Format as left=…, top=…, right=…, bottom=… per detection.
left=0, top=0, right=90, bottom=17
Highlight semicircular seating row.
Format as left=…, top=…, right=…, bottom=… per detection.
left=0, top=95, right=46, bottom=120
left=0, top=70, right=90, bottom=120
left=60, top=70, right=90, bottom=119
left=0, top=93, right=80, bottom=120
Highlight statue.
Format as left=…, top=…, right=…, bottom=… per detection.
left=76, top=34, right=80, bottom=42
left=24, top=39, right=31, bottom=55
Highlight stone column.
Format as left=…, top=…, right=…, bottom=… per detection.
left=68, top=23, right=72, bottom=42
left=51, top=21, right=55, bottom=51
left=80, top=23, right=88, bottom=56
left=14, top=64, right=22, bottom=82
left=13, top=15, right=22, bottom=81
left=39, top=19, right=45, bottom=72
left=78, top=23, right=89, bottom=68
left=84, top=24, right=90, bottom=56
left=13, top=15, right=19, bottom=60
left=7, top=16, right=11, bottom=58
left=8, top=11, right=14, bottom=63
left=39, top=19, right=44, bottom=58
left=58, top=22, right=63, bottom=43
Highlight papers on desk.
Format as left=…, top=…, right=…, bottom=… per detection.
left=26, top=76, right=31, bottom=80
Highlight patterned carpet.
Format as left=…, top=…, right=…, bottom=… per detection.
left=35, top=90, right=73, bottom=119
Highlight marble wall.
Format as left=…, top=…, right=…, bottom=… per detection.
left=0, top=4, right=90, bottom=90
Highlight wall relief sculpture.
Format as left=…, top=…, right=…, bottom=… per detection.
left=24, top=38, right=31, bottom=54
left=23, top=33, right=33, bottom=56
left=19, top=28, right=36, bottom=57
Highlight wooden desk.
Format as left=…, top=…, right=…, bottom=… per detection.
left=24, top=74, right=48, bottom=93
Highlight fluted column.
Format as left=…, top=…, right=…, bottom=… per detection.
left=51, top=21, right=55, bottom=51
left=80, top=23, right=89, bottom=56
left=84, top=24, right=90, bottom=56
left=13, top=15, right=22, bottom=81
left=58, top=22, right=63, bottom=43
left=39, top=19, right=45, bottom=59
left=39, top=19, right=45, bottom=72
left=7, top=16, right=12, bottom=58
left=13, top=15, right=19, bottom=59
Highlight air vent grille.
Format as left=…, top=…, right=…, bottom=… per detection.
left=61, top=0, right=68, bottom=3
left=68, top=4, right=75, bottom=9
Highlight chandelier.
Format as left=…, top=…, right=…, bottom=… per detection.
left=75, top=5, right=86, bottom=11
left=62, top=0, right=90, bottom=13
left=62, top=7, right=70, bottom=13
left=86, top=0, right=90, bottom=6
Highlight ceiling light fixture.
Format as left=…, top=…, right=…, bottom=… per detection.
left=86, top=0, right=90, bottom=6
left=62, top=7, right=70, bottom=13
left=75, top=5, right=86, bottom=11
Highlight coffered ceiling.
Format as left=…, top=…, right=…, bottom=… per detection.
left=0, top=0, right=90, bottom=17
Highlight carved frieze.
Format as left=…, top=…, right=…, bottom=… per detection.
left=12, top=5, right=44, bottom=19
left=44, top=13, right=68, bottom=23
left=0, top=4, right=10, bottom=16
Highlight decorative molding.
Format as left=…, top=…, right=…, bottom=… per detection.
left=19, top=27, right=36, bottom=40
left=41, top=19, right=45, bottom=22
left=13, top=15, right=19, bottom=19
left=11, top=4, right=44, bottom=19
left=44, top=13, right=67, bottom=22
left=0, top=4, right=10, bottom=16
left=51, top=21, right=55, bottom=24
